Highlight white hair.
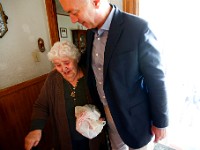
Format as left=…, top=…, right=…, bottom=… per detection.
left=47, top=41, right=81, bottom=62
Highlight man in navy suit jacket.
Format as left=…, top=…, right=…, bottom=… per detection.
left=60, top=0, right=169, bottom=149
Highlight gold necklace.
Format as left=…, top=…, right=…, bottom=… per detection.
left=68, top=68, right=80, bottom=101
left=70, top=88, right=76, bottom=98
left=67, top=82, right=77, bottom=105
left=69, top=85, right=76, bottom=101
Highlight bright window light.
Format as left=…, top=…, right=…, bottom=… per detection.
left=139, top=0, right=200, bottom=149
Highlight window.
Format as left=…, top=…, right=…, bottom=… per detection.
left=139, top=0, right=200, bottom=149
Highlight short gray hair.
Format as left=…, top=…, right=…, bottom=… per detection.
left=48, top=41, right=81, bottom=62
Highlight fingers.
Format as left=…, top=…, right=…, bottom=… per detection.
left=99, top=117, right=105, bottom=121
left=33, top=140, right=40, bottom=147
left=25, top=140, right=39, bottom=150
left=154, top=134, right=160, bottom=143
left=151, top=125, right=166, bottom=143
left=24, top=130, right=42, bottom=150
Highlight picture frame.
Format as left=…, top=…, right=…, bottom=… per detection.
left=0, top=3, right=8, bottom=38
left=60, top=27, right=67, bottom=38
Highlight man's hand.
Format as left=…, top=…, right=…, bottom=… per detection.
left=151, top=125, right=166, bottom=143
left=24, top=129, right=42, bottom=150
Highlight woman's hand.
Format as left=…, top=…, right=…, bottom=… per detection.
left=24, top=129, right=42, bottom=150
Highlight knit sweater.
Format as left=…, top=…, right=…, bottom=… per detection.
left=30, top=70, right=107, bottom=150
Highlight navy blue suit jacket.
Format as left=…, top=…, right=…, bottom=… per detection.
left=86, top=5, right=168, bottom=149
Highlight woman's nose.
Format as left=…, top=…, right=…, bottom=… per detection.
left=62, top=65, right=68, bottom=72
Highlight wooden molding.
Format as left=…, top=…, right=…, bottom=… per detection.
left=45, top=0, right=60, bottom=45
left=0, top=74, right=48, bottom=98
left=123, top=0, right=139, bottom=15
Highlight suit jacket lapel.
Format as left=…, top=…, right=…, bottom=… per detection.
left=104, top=6, right=123, bottom=80
left=86, top=30, right=94, bottom=75
left=86, top=6, right=124, bottom=82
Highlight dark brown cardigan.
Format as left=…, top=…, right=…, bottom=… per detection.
left=31, top=70, right=108, bottom=150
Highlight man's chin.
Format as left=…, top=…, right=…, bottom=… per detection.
left=82, top=23, right=92, bottom=29
left=83, top=25, right=89, bottom=29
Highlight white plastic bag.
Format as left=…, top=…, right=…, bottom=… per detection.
left=75, top=104, right=106, bottom=139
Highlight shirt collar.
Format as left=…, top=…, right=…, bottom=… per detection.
left=93, top=5, right=115, bottom=35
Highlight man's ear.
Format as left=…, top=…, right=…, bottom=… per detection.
left=93, top=0, right=100, bottom=8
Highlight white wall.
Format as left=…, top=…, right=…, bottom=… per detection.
left=109, top=0, right=123, bottom=10
left=0, top=0, right=122, bottom=89
left=0, top=0, right=52, bottom=89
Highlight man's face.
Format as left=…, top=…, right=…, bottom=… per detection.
left=59, top=0, right=98, bottom=29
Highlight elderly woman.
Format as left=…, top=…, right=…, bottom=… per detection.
left=24, top=41, right=108, bottom=150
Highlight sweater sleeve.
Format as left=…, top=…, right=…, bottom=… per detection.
left=30, top=72, right=54, bottom=130
left=30, top=119, right=46, bottom=130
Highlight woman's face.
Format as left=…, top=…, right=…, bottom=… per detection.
left=53, top=57, right=78, bottom=80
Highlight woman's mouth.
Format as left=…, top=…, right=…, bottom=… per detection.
left=63, top=70, right=70, bottom=75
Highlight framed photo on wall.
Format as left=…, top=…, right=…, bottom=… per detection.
left=0, top=3, right=8, bottom=38
left=60, top=27, right=67, bottom=38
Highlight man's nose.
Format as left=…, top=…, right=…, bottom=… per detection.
left=70, top=14, right=78, bottom=23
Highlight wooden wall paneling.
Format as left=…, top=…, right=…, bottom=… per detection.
left=0, top=74, right=48, bottom=150
left=123, top=0, right=139, bottom=15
